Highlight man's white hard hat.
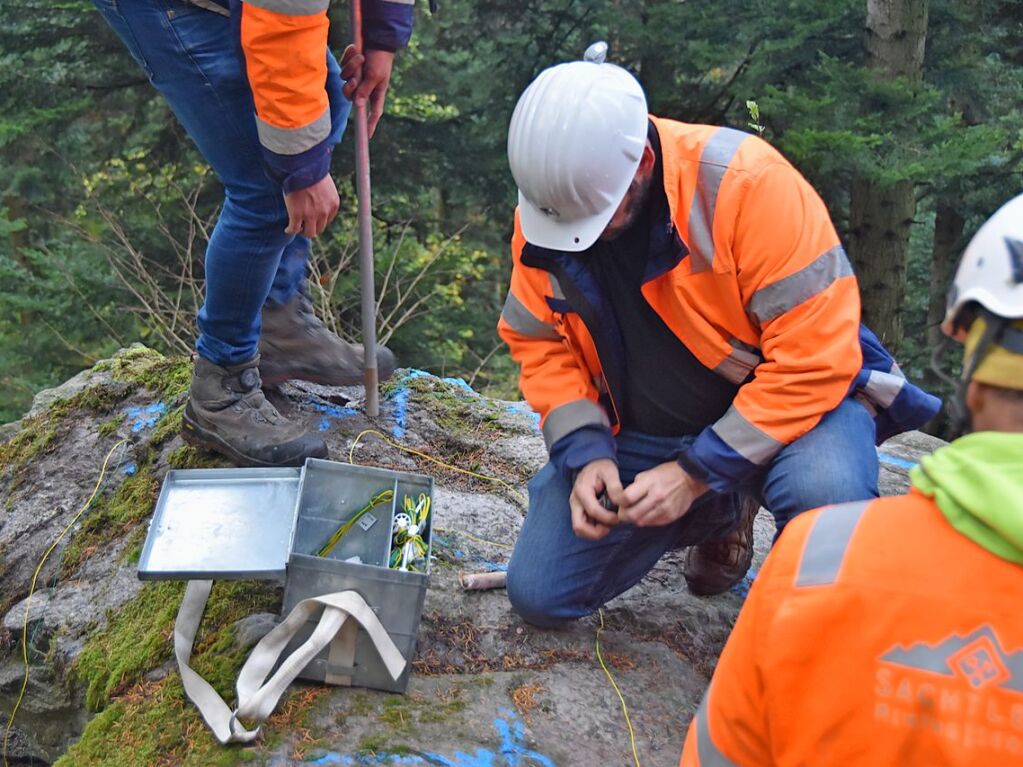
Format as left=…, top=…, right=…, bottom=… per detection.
left=943, top=193, right=1023, bottom=336
left=507, top=42, right=649, bottom=252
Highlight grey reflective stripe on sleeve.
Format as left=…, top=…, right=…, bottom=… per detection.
left=688, top=128, right=748, bottom=273
left=746, top=245, right=854, bottom=325
left=695, top=689, right=740, bottom=767
left=713, top=339, right=762, bottom=384
left=383, top=0, right=415, bottom=5
left=863, top=369, right=905, bottom=409
left=500, top=292, right=560, bottom=340
left=542, top=399, right=609, bottom=449
left=256, top=109, right=331, bottom=156
left=712, top=406, right=783, bottom=465
left=243, top=0, right=329, bottom=14
left=795, top=500, right=870, bottom=587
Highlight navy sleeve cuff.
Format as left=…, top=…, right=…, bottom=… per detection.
left=548, top=425, right=617, bottom=477
left=364, top=0, right=414, bottom=51
left=261, top=142, right=332, bottom=194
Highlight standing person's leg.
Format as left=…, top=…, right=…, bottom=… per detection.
left=506, top=431, right=740, bottom=627
left=760, top=397, right=879, bottom=538
left=89, top=0, right=336, bottom=464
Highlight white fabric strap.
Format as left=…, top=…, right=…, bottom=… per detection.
left=174, top=580, right=406, bottom=745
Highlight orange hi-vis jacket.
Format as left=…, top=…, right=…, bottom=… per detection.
left=500, top=117, right=878, bottom=491
left=229, top=0, right=414, bottom=191
left=680, top=492, right=1023, bottom=766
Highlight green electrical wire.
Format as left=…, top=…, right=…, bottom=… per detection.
left=317, top=489, right=394, bottom=558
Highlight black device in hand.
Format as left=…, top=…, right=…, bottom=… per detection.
left=598, top=491, right=618, bottom=513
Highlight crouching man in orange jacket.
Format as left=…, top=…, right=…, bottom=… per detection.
left=498, top=45, right=939, bottom=625
left=681, top=194, right=1023, bottom=766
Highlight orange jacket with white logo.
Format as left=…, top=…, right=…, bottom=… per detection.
left=499, top=117, right=871, bottom=490
left=235, top=0, right=414, bottom=191
left=680, top=491, right=1023, bottom=766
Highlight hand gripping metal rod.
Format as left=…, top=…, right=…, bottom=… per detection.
left=351, top=0, right=380, bottom=416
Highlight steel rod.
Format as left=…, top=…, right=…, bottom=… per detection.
left=351, top=0, right=379, bottom=416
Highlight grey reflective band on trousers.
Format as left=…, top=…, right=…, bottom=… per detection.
left=256, top=108, right=331, bottom=156
left=243, top=0, right=329, bottom=15
left=862, top=369, right=906, bottom=409
left=746, top=245, right=854, bottom=325
left=714, top=339, right=762, bottom=384
left=694, top=687, right=740, bottom=767
left=688, top=128, right=748, bottom=274
left=542, top=398, right=610, bottom=449
left=711, top=406, right=783, bottom=465
left=500, top=292, right=560, bottom=340
left=795, top=499, right=870, bottom=587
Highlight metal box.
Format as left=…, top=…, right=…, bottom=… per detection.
left=138, top=459, right=433, bottom=693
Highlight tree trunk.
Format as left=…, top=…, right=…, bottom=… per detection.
left=920, top=199, right=965, bottom=436
left=846, top=0, right=928, bottom=353
left=847, top=178, right=916, bottom=349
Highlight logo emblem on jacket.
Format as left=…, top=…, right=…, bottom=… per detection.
left=880, top=624, right=1022, bottom=694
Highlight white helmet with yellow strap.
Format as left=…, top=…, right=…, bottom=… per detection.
left=942, top=193, right=1023, bottom=422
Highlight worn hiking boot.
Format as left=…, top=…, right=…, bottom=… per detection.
left=683, top=496, right=760, bottom=596
left=259, top=292, right=396, bottom=387
left=182, top=355, right=327, bottom=467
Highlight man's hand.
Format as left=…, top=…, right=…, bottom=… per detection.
left=570, top=459, right=624, bottom=541
left=284, top=174, right=340, bottom=237
left=341, top=48, right=395, bottom=138
left=617, top=461, right=708, bottom=528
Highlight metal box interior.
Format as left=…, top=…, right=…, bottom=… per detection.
left=284, top=459, right=433, bottom=692
left=137, top=459, right=433, bottom=694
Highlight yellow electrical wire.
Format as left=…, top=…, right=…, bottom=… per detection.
left=347, top=428, right=526, bottom=505
left=596, top=608, right=641, bottom=767
left=3, top=438, right=128, bottom=767
left=434, top=527, right=513, bottom=551
left=317, top=488, right=394, bottom=557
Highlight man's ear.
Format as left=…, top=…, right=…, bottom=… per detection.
left=638, top=141, right=655, bottom=173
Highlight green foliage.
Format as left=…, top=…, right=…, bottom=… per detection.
left=1, top=0, right=1022, bottom=437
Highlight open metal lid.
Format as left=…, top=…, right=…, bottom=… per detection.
left=138, top=467, right=301, bottom=581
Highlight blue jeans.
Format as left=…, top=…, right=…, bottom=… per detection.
left=91, top=0, right=352, bottom=365
left=507, top=398, right=879, bottom=626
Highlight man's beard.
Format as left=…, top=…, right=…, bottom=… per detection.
left=601, top=172, right=653, bottom=241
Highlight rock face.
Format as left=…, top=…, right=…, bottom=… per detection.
left=0, top=348, right=941, bottom=766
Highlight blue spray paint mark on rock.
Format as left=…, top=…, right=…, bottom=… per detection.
left=308, top=400, right=360, bottom=419
left=306, top=399, right=359, bottom=433
left=310, top=710, right=555, bottom=766
left=730, top=566, right=758, bottom=599
left=387, top=369, right=483, bottom=439
left=391, top=386, right=410, bottom=439
left=504, top=403, right=540, bottom=431
left=125, top=402, right=167, bottom=432
left=123, top=463, right=137, bottom=476
left=877, top=450, right=917, bottom=470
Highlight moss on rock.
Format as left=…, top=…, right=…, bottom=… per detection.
left=109, top=346, right=192, bottom=403
left=60, top=468, right=160, bottom=577
left=62, top=580, right=284, bottom=766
